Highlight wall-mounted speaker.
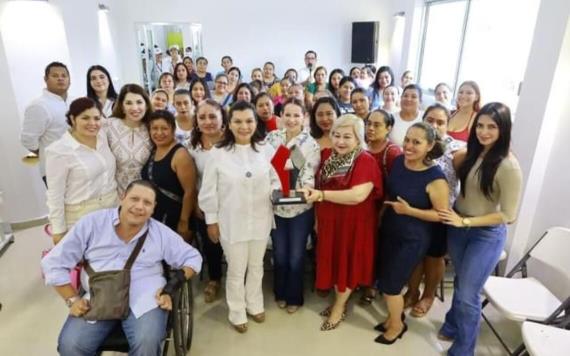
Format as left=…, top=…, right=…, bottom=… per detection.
left=351, top=21, right=379, bottom=64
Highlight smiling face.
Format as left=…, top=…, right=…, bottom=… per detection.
left=401, top=71, right=414, bottom=87
left=89, top=69, right=109, bottom=95
left=403, top=126, right=433, bottom=163
left=435, top=85, right=451, bottom=104
left=383, top=86, right=399, bottom=105
left=71, top=107, right=102, bottom=138
left=228, top=69, right=240, bottom=84
left=119, top=184, right=156, bottom=228
left=123, top=93, right=147, bottom=122
left=424, top=108, right=449, bottom=137
left=229, top=109, right=257, bottom=145
left=365, top=111, right=390, bottom=142
left=285, top=70, right=298, bottom=82
left=287, top=85, right=304, bottom=101
left=475, top=114, right=500, bottom=149
left=282, top=103, right=304, bottom=135
left=332, top=125, right=359, bottom=155
left=151, top=92, right=168, bottom=110
left=378, top=71, right=392, bottom=89
left=315, top=102, right=337, bottom=133
left=456, top=83, right=479, bottom=110
left=174, top=93, right=193, bottom=117
left=221, top=57, right=232, bottom=72
left=191, top=82, right=206, bottom=103
left=149, top=118, right=175, bottom=147
left=400, top=88, right=420, bottom=114
left=196, top=103, right=223, bottom=136
left=351, top=91, right=369, bottom=118
left=255, top=95, right=274, bottom=120
left=339, top=81, right=355, bottom=102
left=236, top=87, right=252, bottom=102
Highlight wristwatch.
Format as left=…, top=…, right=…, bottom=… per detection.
left=65, top=296, right=80, bottom=308
left=461, top=217, right=472, bottom=228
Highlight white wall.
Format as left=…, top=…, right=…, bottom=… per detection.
left=506, top=0, right=570, bottom=278
left=0, top=0, right=121, bottom=223
left=112, top=0, right=398, bottom=84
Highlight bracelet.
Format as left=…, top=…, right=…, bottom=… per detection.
left=321, top=190, right=325, bottom=202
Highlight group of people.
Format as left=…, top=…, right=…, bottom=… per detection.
left=27, top=48, right=522, bottom=356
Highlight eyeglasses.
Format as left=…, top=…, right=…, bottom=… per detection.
left=305, top=56, right=316, bottom=60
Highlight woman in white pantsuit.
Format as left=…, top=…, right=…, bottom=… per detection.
left=199, top=100, right=277, bottom=333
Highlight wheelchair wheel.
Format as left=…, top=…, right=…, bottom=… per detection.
left=172, top=280, right=194, bottom=355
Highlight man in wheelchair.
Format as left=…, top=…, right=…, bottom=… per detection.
left=41, top=180, right=202, bottom=356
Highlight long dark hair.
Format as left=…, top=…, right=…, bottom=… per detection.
left=189, top=78, right=211, bottom=105
left=371, top=66, right=395, bottom=91
left=232, top=83, right=254, bottom=103
left=253, top=92, right=274, bottom=137
left=86, top=65, right=118, bottom=101
left=457, top=102, right=512, bottom=199
left=190, top=99, right=227, bottom=149
left=218, top=100, right=263, bottom=151
left=310, top=97, right=341, bottom=139
left=327, top=68, right=345, bottom=96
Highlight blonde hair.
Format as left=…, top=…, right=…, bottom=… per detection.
left=330, top=114, right=367, bottom=149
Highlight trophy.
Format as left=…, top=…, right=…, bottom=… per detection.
left=270, top=144, right=307, bottom=205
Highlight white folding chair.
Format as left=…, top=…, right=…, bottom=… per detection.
left=522, top=321, right=570, bottom=356
left=482, top=227, right=570, bottom=355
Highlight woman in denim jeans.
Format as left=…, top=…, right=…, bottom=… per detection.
left=265, top=98, right=321, bottom=313
left=438, top=102, right=523, bottom=356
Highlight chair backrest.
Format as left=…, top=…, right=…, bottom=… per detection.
left=529, top=227, right=570, bottom=299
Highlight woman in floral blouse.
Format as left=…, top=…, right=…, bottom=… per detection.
left=265, top=98, right=320, bottom=313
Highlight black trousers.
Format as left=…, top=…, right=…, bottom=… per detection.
left=194, top=217, right=223, bottom=281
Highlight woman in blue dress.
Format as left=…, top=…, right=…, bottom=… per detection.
left=375, top=122, right=449, bottom=345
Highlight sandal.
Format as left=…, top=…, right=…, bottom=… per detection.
left=410, top=297, right=435, bottom=318
left=403, top=290, right=420, bottom=309
left=231, top=323, right=248, bottom=333
left=203, top=281, right=220, bottom=303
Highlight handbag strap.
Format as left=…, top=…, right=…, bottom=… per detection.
left=147, top=150, right=183, bottom=203
left=83, top=229, right=149, bottom=276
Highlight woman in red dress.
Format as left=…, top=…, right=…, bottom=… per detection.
left=301, top=114, right=383, bottom=331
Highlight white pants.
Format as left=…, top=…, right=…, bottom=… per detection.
left=220, top=238, right=268, bottom=325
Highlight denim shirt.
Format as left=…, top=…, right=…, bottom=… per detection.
left=41, top=208, right=202, bottom=318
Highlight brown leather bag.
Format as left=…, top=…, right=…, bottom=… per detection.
left=83, top=230, right=148, bottom=321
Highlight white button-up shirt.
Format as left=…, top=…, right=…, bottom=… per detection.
left=20, top=89, right=69, bottom=175
left=45, top=131, right=117, bottom=234
left=198, top=143, right=279, bottom=244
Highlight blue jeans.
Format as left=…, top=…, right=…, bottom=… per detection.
left=440, top=224, right=506, bottom=356
left=58, top=307, right=168, bottom=356
left=271, top=208, right=314, bottom=306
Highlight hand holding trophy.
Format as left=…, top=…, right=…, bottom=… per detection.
left=270, top=144, right=307, bottom=205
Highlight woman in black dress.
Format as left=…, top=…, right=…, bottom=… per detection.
left=141, top=110, right=196, bottom=241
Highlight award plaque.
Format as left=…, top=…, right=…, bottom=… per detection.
left=270, top=144, right=307, bottom=205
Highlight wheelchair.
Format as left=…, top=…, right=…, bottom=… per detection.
left=96, top=271, right=194, bottom=356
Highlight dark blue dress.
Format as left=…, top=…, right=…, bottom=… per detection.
left=377, top=155, right=446, bottom=295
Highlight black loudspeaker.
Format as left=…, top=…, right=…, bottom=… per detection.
left=351, top=21, right=379, bottom=64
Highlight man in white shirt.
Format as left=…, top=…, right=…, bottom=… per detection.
left=298, top=50, right=318, bottom=85
left=20, top=61, right=71, bottom=185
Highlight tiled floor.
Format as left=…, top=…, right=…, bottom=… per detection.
left=0, top=225, right=521, bottom=355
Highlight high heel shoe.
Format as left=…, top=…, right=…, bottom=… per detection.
left=373, top=312, right=406, bottom=332
left=319, top=304, right=347, bottom=317
left=320, top=311, right=346, bottom=331
left=374, top=323, right=408, bottom=345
